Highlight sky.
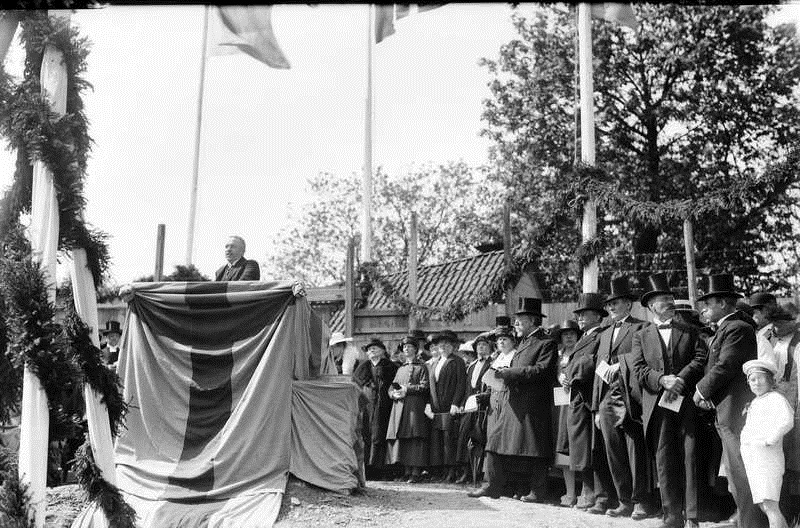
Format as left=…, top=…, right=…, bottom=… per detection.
left=1, top=3, right=799, bottom=286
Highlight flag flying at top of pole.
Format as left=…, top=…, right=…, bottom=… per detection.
left=590, top=3, right=638, bottom=30
left=209, top=5, right=291, bottom=69
left=375, top=4, right=444, bottom=43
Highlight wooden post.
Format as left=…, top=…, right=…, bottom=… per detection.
left=345, top=237, right=355, bottom=337
left=578, top=3, right=598, bottom=294
left=683, top=217, right=698, bottom=305
left=503, top=201, right=513, bottom=316
left=154, top=223, right=165, bottom=281
left=408, top=212, right=419, bottom=330
left=361, top=4, right=374, bottom=264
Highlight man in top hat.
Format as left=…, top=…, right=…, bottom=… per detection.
left=471, top=297, right=557, bottom=502
left=566, top=293, right=612, bottom=511
left=693, top=274, right=767, bottom=528
left=101, top=320, right=122, bottom=369
left=215, top=235, right=260, bottom=281
left=426, top=330, right=468, bottom=482
left=631, top=274, right=708, bottom=528
left=591, top=276, right=650, bottom=519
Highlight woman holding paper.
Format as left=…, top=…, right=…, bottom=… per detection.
left=386, top=335, right=431, bottom=483
left=553, top=320, right=582, bottom=506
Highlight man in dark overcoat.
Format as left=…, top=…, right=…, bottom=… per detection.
left=591, top=276, right=649, bottom=519
left=693, top=274, right=768, bottom=528
left=631, top=274, right=708, bottom=528
left=469, top=297, right=557, bottom=502
left=427, top=330, right=468, bottom=482
left=566, top=293, right=610, bottom=511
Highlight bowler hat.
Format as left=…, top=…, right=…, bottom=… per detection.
left=605, top=276, right=638, bottom=303
left=640, top=273, right=674, bottom=307
left=102, top=320, right=122, bottom=336
left=361, top=336, right=387, bottom=352
left=472, top=332, right=494, bottom=352
left=696, top=274, right=743, bottom=302
left=429, top=329, right=461, bottom=345
left=516, top=297, right=546, bottom=318
left=553, top=319, right=582, bottom=341
left=491, top=325, right=516, bottom=341
left=748, top=292, right=777, bottom=310
left=573, top=293, right=608, bottom=317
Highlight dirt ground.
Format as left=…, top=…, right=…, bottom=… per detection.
left=45, top=478, right=745, bottom=528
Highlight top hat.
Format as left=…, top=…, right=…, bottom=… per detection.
left=553, top=319, right=582, bottom=341
left=748, top=292, right=777, bottom=310
left=605, top=276, right=638, bottom=303
left=640, top=273, right=674, bottom=307
left=103, top=320, right=122, bottom=336
left=515, top=297, right=546, bottom=318
left=696, top=274, right=743, bottom=302
left=361, top=336, right=387, bottom=353
left=329, top=332, right=353, bottom=347
left=495, top=316, right=511, bottom=327
left=573, top=293, right=609, bottom=317
left=491, top=325, right=517, bottom=341
left=429, top=329, right=461, bottom=346
left=472, top=332, right=494, bottom=352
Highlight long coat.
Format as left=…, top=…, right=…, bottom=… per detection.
left=429, top=354, right=468, bottom=414
left=353, top=357, right=398, bottom=467
left=631, top=321, right=708, bottom=436
left=386, top=361, right=430, bottom=440
left=486, top=328, right=558, bottom=459
left=214, top=258, right=260, bottom=281
left=695, top=311, right=757, bottom=433
left=456, top=358, right=492, bottom=462
left=592, top=316, right=648, bottom=413
left=565, top=326, right=604, bottom=470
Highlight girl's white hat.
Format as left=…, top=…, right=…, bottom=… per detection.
left=742, top=358, right=778, bottom=376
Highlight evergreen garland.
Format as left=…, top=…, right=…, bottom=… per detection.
left=0, top=449, right=33, bottom=528
left=74, top=441, right=137, bottom=528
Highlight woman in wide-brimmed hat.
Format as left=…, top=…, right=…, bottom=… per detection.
left=551, top=319, right=582, bottom=507
left=352, top=336, right=398, bottom=480
left=386, top=335, right=431, bottom=483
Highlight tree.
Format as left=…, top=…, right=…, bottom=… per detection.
left=264, top=161, right=503, bottom=286
left=481, top=5, right=800, bottom=299
left=132, top=264, right=210, bottom=283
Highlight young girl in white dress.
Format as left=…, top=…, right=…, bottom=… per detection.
left=740, top=359, right=795, bottom=528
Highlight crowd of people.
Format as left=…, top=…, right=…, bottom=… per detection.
left=348, top=273, right=800, bottom=528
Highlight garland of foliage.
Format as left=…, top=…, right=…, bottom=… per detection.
left=74, top=441, right=137, bottom=528
left=0, top=448, right=32, bottom=528
left=0, top=11, right=109, bottom=286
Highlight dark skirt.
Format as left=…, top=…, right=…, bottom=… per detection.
left=556, top=404, right=570, bottom=455
left=387, top=438, right=429, bottom=468
left=430, top=421, right=460, bottom=467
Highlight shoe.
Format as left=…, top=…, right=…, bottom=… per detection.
left=574, top=498, right=593, bottom=510
left=655, top=515, right=683, bottom=528
left=684, top=520, right=699, bottom=528
left=560, top=494, right=577, bottom=507
left=588, top=502, right=608, bottom=515
left=512, top=494, right=521, bottom=500
left=467, top=486, right=500, bottom=499
left=454, top=473, right=469, bottom=485
left=520, top=492, right=548, bottom=504
left=631, top=503, right=648, bottom=520
left=607, top=502, right=634, bottom=518
left=406, top=475, right=420, bottom=484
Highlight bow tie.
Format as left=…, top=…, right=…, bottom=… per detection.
left=614, top=321, right=625, bottom=328
left=657, top=323, right=672, bottom=330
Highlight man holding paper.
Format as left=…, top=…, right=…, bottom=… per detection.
left=631, top=273, right=708, bottom=528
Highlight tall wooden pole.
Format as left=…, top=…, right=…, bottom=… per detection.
left=186, top=5, right=210, bottom=266
left=408, top=212, right=419, bottom=330
left=345, top=237, right=355, bottom=337
left=504, top=201, right=513, bottom=316
left=361, top=4, right=374, bottom=263
left=154, top=223, right=166, bottom=281
left=683, top=218, right=698, bottom=305
left=578, top=3, right=598, bottom=294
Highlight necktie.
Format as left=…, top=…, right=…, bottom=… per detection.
left=657, top=323, right=671, bottom=330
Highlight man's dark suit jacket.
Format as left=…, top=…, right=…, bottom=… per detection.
left=695, top=311, right=757, bottom=433
left=631, top=321, right=708, bottom=436
left=592, top=316, right=648, bottom=412
left=215, top=258, right=260, bottom=281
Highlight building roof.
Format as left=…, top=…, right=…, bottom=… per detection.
left=325, top=250, right=508, bottom=333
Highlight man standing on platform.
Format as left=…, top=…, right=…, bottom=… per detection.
left=591, top=276, right=649, bottom=520
left=215, top=235, right=260, bottom=281
left=693, top=274, right=768, bottom=528
left=632, top=274, right=708, bottom=528
left=469, top=297, right=557, bottom=502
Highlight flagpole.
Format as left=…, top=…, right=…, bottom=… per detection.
left=361, top=3, right=374, bottom=264
left=578, top=3, right=598, bottom=294
left=186, top=5, right=210, bottom=266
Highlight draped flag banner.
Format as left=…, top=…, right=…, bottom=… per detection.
left=590, top=3, right=638, bottom=30
left=109, top=281, right=353, bottom=528
left=209, top=5, right=291, bottom=69
left=375, top=4, right=444, bottom=43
